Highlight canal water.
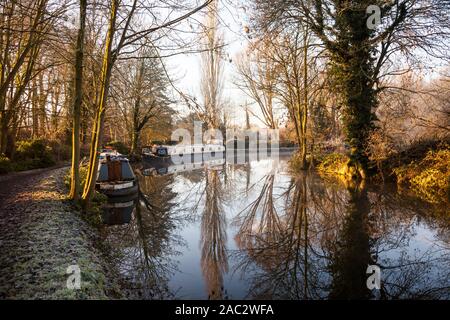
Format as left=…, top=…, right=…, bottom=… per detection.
left=101, top=153, right=450, bottom=299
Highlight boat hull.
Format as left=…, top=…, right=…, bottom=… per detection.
left=97, top=183, right=138, bottom=197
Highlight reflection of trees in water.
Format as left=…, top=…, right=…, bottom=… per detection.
left=233, top=173, right=320, bottom=299
left=102, top=173, right=181, bottom=299
left=362, top=186, right=450, bottom=299
left=179, top=161, right=255, bottom=299
left=200, top=169, right=229, bottom=299
left=328, top=182, right=373, bottom=299
left=235, top=174, right=282, bottom=251
left=177, top=163, right=243, bottom=299
left=233, top=172, right=450, bottom=299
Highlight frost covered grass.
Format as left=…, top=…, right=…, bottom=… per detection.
left=0, top=167, right=123, bottom=299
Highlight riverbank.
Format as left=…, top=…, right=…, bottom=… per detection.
left=314, top=141, right=449, bottom=204
left=0, top=166, right=123, bottom=299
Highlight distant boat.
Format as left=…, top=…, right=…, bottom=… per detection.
left=96, top=152, right=138, bottom=197
left=142, top=142, right=225, bottom=158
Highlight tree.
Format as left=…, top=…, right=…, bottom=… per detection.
left=0, top=0, right=48, bottom=156
left=271, top=27, right=312, bottom=168
left=253, top=0, right=450, bottom=178
left=81, top=0, right=213, bottom=209
left=69, top=0, right=87, bottom=201
left=113, top=47, right=172, bottom=155
left=199, top=0, right=224, bottom=130
left=81, top=0, right=119, bottom=209
left=235, top=38, right=279, bottom=130
left=0, top=0, right=71, bottom=158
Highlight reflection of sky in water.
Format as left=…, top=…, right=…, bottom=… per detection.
left=103, top=155, right=450, bottom=299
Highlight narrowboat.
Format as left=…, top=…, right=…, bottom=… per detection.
left=142, top=142, right=225, bottom=158
left=96, top=153, right=138, bottom=197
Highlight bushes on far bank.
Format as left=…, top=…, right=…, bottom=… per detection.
left=315, top=142, right=449, bottom=203
left=393, top=146, right=449, bottom=203
left=316, top=153, right=350, bottom=176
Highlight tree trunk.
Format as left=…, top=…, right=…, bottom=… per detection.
left=81, top=0, right=118, bottom=210
left=38, top=72, right=47, bottom=137
left=328, top=3, right=377, bottom=179
left=69, top=0, right=87, bottom=201
left=2, top=42, right=40, bottom=156
left=300, top=30, right=309, bottom=169
left=131, top=130, right=139, bottom=155
left=130, top=59, right=144, bottom=156
left=0, top=122, right=7, bottom=155
left=32, top=78, right=39, bottom=137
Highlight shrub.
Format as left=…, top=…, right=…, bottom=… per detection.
left=289, top=152, right=316, bottom=171
left=64, top=165, right=89, bottom=190
left=105, top=141, right=129, bottom=155
left=393, top=146, right=449, bottom=203
left=16, top=139, right=47, bottom=159
left=366, top=129, right=395, bottom=178
left=48, top=140, right=71, bottom=161
left=0, top=154, right=12, bottom=174
left=317, top=153, right=349, bottom=175
left=13, top=139, right=55, bottom=171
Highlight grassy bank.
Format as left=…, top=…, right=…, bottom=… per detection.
left=315, top=141, right=449, bottom=204
left=0, top=167, right=123, bottom=299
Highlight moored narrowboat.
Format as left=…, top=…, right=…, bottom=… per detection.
left=96, top=154, right=138, bottom=197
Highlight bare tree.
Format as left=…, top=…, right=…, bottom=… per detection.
left=0, top=0, right=50, bottom=155
left=199, top=0, right=224, bottom=130
left=81, top=0, right=214, bottom=209
left=112, top=47, right=172, bottom=155
left=234, top=38, right=279, bottom=130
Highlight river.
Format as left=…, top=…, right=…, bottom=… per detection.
left=100, top=153, right=450, bottom=299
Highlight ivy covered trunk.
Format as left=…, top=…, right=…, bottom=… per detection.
left=329, top=1, right=378, bottom=179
